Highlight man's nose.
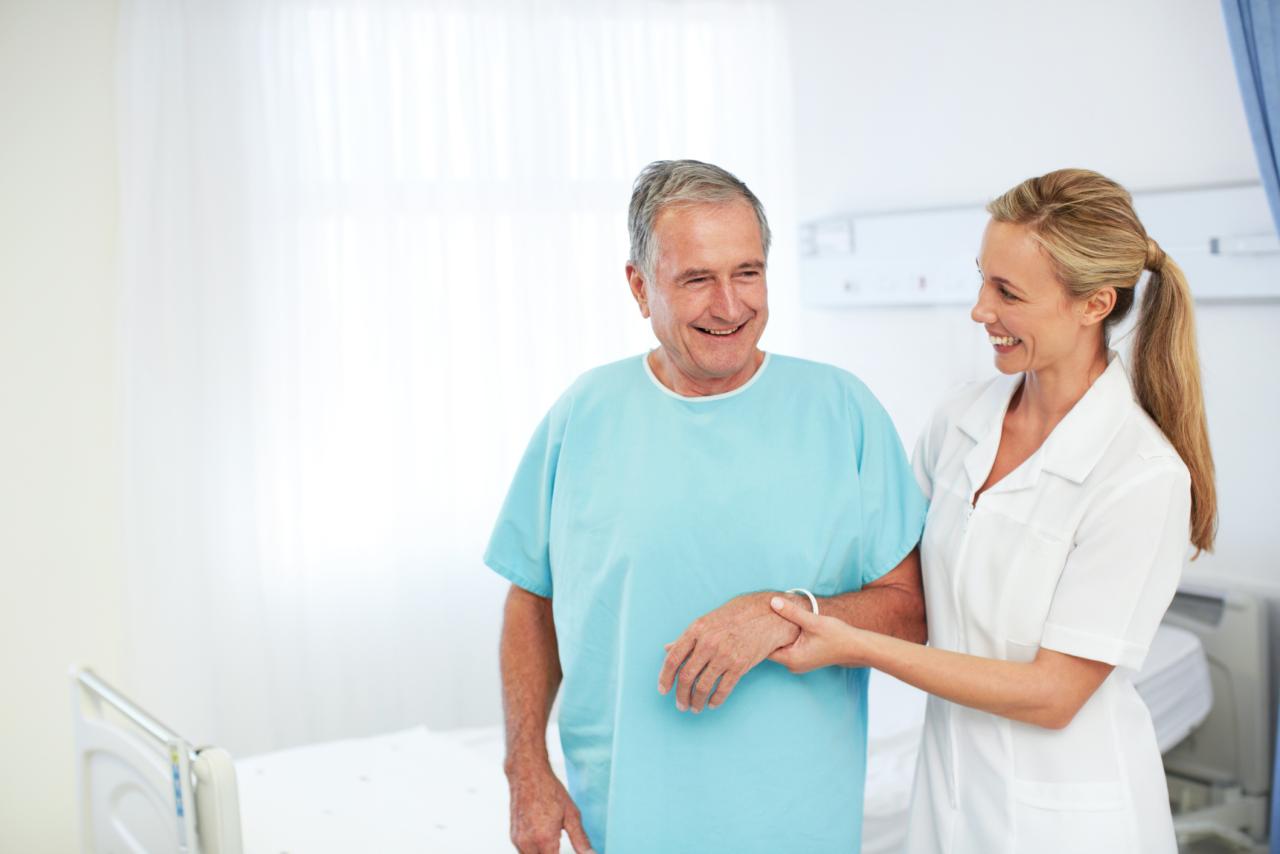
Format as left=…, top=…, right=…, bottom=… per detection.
left=710, top=279, right=741, bottom=318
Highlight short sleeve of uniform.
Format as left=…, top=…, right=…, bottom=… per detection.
left=911, top=406, right=951, bottom=503
left=482, top=395, right=572, bottom=598
left=849, top=381, right=928, bottom=587
left=1040, top=463, right=1192, bottom=670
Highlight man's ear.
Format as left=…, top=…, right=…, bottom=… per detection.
left=1079, top=286, right=1116, bottom=328
left=626, top=263, right=651, bottom=319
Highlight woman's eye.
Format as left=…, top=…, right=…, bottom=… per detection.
left=999, top=286, right=1018, bottom=302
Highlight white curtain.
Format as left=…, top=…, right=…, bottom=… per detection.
left=117, top=0, right=795, bottom=756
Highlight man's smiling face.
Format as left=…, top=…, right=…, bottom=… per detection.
left=629, top=199, right=768, bottom=394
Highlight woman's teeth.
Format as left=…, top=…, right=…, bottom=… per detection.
left=989, top=335, right=1021, bottom=346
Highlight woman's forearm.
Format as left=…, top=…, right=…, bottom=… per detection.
left=769, top=595, right=1113, bottom=729
left=857, top=631, right=1075, bottom=729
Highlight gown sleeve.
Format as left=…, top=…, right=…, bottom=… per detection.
left=482, top=394, right=572, bottom=598
left=848, top=380, right=928, bottom=588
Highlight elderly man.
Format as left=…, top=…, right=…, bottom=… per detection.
left=485, top=160, right=927, bottom=854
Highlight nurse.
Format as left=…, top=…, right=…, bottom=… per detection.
left=769, top=168, right=1217, bottom=853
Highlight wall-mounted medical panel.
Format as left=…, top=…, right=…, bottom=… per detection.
left=799, top=183, right=1280, bottom=307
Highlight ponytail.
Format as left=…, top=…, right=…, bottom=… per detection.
left=1132, top=249, right=1217, bottom=555
left=988, top=169, right=1218, bottom=557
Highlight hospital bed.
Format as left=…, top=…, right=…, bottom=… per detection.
left=1162, top=585, right=1273, bottom=853
left=72, top=595, right=1248, bottom=854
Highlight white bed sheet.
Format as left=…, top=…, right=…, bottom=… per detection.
left=234, top=625, right=1209, bottom=854
left=1134, top=623, right=1214, bottom=753
left=236, top=725, right=522, bottom=853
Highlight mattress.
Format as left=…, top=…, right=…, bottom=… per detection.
left=235, top=625, right=1210, bottom=854
left=236, top=724, right=528, bottom=853
left=1134, top=623, right=1214, bottom=753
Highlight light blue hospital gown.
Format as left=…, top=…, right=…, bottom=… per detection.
left=485, top=352, right=926, bottom=853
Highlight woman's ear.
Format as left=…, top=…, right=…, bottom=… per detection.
left=1079, top=286, right=1116, bottom=327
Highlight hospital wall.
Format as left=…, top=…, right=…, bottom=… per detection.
left=0, top=2, right=127, bottom=853
left=776, top=0, right=1280, bottom=593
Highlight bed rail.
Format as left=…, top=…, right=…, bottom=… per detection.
left=72, top=667, right=200, bottom=851
left=74, top=669, right=195, bottom=759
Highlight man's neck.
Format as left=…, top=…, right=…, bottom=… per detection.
left=648, top=349, right=765, bottom=398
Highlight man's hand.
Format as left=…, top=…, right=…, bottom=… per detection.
left=507, top=760, right=595, bottom=854
left=657, top=591, right=804, bottom=713
left=501, top=585, right=593, bottom=852
left=767, top=594, right=866, bottom=673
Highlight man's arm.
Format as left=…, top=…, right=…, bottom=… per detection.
left=501, top=584, right=595, bottom=854
left=657, top=547, right=925, bottom=714
left=815, top=546, right=926, bottom=643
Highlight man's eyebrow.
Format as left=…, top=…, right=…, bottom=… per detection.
left=676, top=261, right=764, bottom=279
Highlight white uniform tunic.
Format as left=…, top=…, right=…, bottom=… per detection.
left=905, top=354, right=1191, bottom=854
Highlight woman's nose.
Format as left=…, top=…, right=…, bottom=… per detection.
left=971, top=284, right=996, bottom=325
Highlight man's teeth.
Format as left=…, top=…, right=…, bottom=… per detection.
left=701, top=325, right=741, bottom=336
left=989, top=335, right=1021, bottom=346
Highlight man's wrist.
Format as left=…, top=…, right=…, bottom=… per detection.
left=753, top=590, right=810, bottom=609
left=756, top=590, right=808, bottom=642
left=785, top=587, right=820, bottom=614
left=504, top=744, right=553, bottom=780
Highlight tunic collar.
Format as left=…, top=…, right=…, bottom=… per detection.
left=957, top=352, right=1136, bottom=494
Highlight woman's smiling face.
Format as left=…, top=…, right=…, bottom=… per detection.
left=972, top=219, right=1096, bottom=375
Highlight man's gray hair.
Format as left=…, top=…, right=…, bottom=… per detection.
left=628, top=160, right=771, bottom=279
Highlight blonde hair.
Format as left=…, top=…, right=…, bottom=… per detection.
left=987, top=168, right=1217, bottom=556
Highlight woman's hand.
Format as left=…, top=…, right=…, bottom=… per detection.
left=767, top=596, right=868, bottom=673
